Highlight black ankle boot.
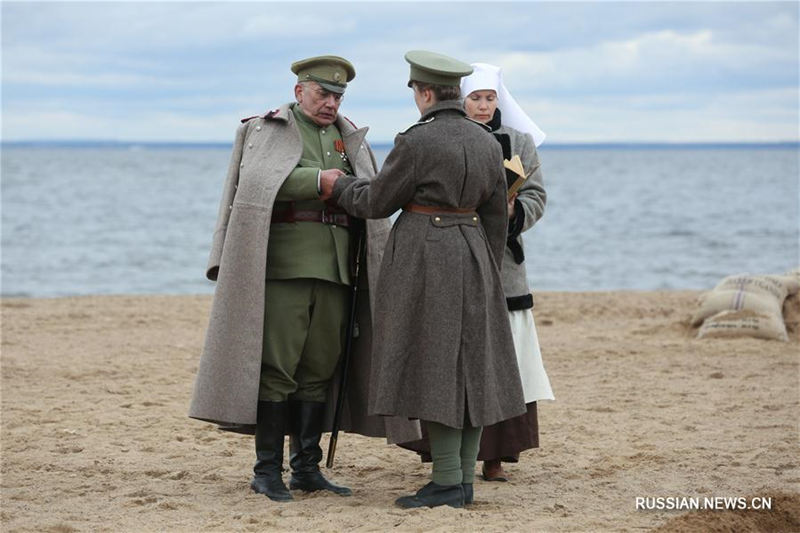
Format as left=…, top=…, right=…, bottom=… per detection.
left=395, top=481, right=465, bottom=509
left=288, top=400, right=352, bottom=496
left=462, top=483, right=473, bottom=505
left=251, top=401, right=292, bottom=502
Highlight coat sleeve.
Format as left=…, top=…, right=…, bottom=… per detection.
left=206, top=123, right=247, bottom=281
left=477, top=150, right=510, bottom=271
left=275, top=167, right=320, bottom=201
left=332, top=134, right=417, bottom=219
left=515, top=132, right=546, bottom=233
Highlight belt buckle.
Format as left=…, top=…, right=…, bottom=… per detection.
left=322, top=208, right=348, bottom=226
left=321, top=208, right=332, bottom=225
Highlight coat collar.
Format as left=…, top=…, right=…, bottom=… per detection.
left=269, top=102, right=369, bottom=164
left=419, top=99, right=466, bottom=122
left=268, top=103, right=367, bottom=136
left=336, top=114, right=369, bottom=160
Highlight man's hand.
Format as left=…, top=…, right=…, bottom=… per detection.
left=319, top=168, right=345, bottom=202
left=508, top=192, right=518, bottom=220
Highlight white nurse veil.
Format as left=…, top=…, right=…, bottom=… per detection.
left=460, top=62, right=546, bottom=147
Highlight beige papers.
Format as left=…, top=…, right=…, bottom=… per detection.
left=504, top=155, right=540, bottom=199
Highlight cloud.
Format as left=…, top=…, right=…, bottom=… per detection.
left=1, top=2, right=797, bottom=143
left=240, top=12, right=357, bottom=37
left=1, top=108, right=238, bottom=142
left=5, top=69, right=161, bottom=89
left=525, top=87, right=800, bottom=142
left=490, top=27, right=797, bottom=97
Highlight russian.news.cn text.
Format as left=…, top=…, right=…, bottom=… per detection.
left=635, top=496, right=772, bottom=511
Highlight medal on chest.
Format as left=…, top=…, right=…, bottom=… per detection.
left=334, top=139, right=348, bottom=164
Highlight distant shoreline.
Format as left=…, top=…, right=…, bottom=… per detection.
left=0, top=288, right=700, bottom=300
left=2, top=140, right=799, bottom=151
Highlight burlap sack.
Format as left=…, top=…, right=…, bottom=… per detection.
left=691, top=274, right=799, bottom=327
left=783, top=268, right=800, bottom=339
left=697, top=309, right=789, bottom=342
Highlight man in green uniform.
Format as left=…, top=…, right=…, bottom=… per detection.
left=244, top=56, right=357, bottom=502
left=190, top=54, right=421, bottom=503
left=253, top=56, right=355, bottom=502
left=255, top=57, right=356, bottom=501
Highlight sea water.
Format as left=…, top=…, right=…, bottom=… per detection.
left=1, top=144, right=797, bottom=297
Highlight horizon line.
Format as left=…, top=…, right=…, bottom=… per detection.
left=3, top=139, right=799, bottom=150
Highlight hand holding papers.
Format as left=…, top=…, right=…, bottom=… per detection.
left=504, top=155, right=540, bottom=200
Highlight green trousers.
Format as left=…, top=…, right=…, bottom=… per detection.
left=426, top=421, right=484, bottom=486
left=259, top=278, right=349, bottom=402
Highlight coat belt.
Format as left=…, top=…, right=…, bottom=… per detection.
left=271, top=207, right=351, bottom=227
left=403, top=203, right=477, bottom=215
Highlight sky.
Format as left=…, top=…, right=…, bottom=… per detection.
left=1, top=1, right=799, bottom=144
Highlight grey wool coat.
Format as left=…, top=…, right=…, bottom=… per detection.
left=189, top=102, right=422, bottom=444
left=332, top=100, right=526, bottom=429
left=499, top=124, right=547, bottom=300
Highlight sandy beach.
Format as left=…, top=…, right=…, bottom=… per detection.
left=1, top=291, right=798, bottom=532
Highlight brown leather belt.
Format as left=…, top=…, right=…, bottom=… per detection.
left=403, top=203, right=477, bottom=215
left=271, top=208, right=350, bottom=227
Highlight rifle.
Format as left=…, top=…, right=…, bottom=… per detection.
left=326, top=224, right=366, bottom=467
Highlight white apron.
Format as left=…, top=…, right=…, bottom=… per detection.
left=509, top=309, right=554, bottom=403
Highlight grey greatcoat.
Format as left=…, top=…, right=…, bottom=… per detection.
left=189, top=103, right=421, bottom=444
left=498, top=125, right=546, bottom=300
left=332, top=100, right=526, bottom=429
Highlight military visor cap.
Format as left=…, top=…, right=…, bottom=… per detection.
left=291, top=55, right=355, bottom=94
left=405, top=50, right=473, bottom=87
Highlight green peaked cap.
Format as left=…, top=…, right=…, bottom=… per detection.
left=291, top=55, right=355, bottom=94
left=405, top=50, right=473, bottom=87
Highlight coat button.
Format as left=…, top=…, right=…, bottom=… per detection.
left=321, top=129, right=326, bottom=134
left=434, top=216, right=441, bottom=222
left=229, top=205, right=232, bottom=210
left=248, top=143, right=253, bottom=148
left=473, top=216, right=478, bottom=221
left=326, top=151, right=331, bottom=156
left=256, top=126, right=262, bottom=131
left=240, top=163, right=244, bottom=168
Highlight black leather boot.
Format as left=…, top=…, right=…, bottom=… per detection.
left=462, top=483, right=473, bottom=505
left=395, top=481, right=465, bottom=509
left=288, top=400, right=352, bottom=496
left=251, top=401, right=292, bottom=502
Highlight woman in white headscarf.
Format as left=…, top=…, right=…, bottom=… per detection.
left=462, top=62, right=554, bottom=482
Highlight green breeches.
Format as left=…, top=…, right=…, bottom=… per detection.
left=259, top=278, right=349, bottom=402
left=426, top=421, right=484, bottom=486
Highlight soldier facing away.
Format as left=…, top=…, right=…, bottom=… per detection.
left=321, top=50, right=527, bottom=509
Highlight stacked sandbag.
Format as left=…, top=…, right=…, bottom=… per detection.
left=692, top=271, right=800, bottom=341
left=784, top=268, right=800, bottom=337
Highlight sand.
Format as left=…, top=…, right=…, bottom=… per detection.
left=1, top=291, right=798, bottom=532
